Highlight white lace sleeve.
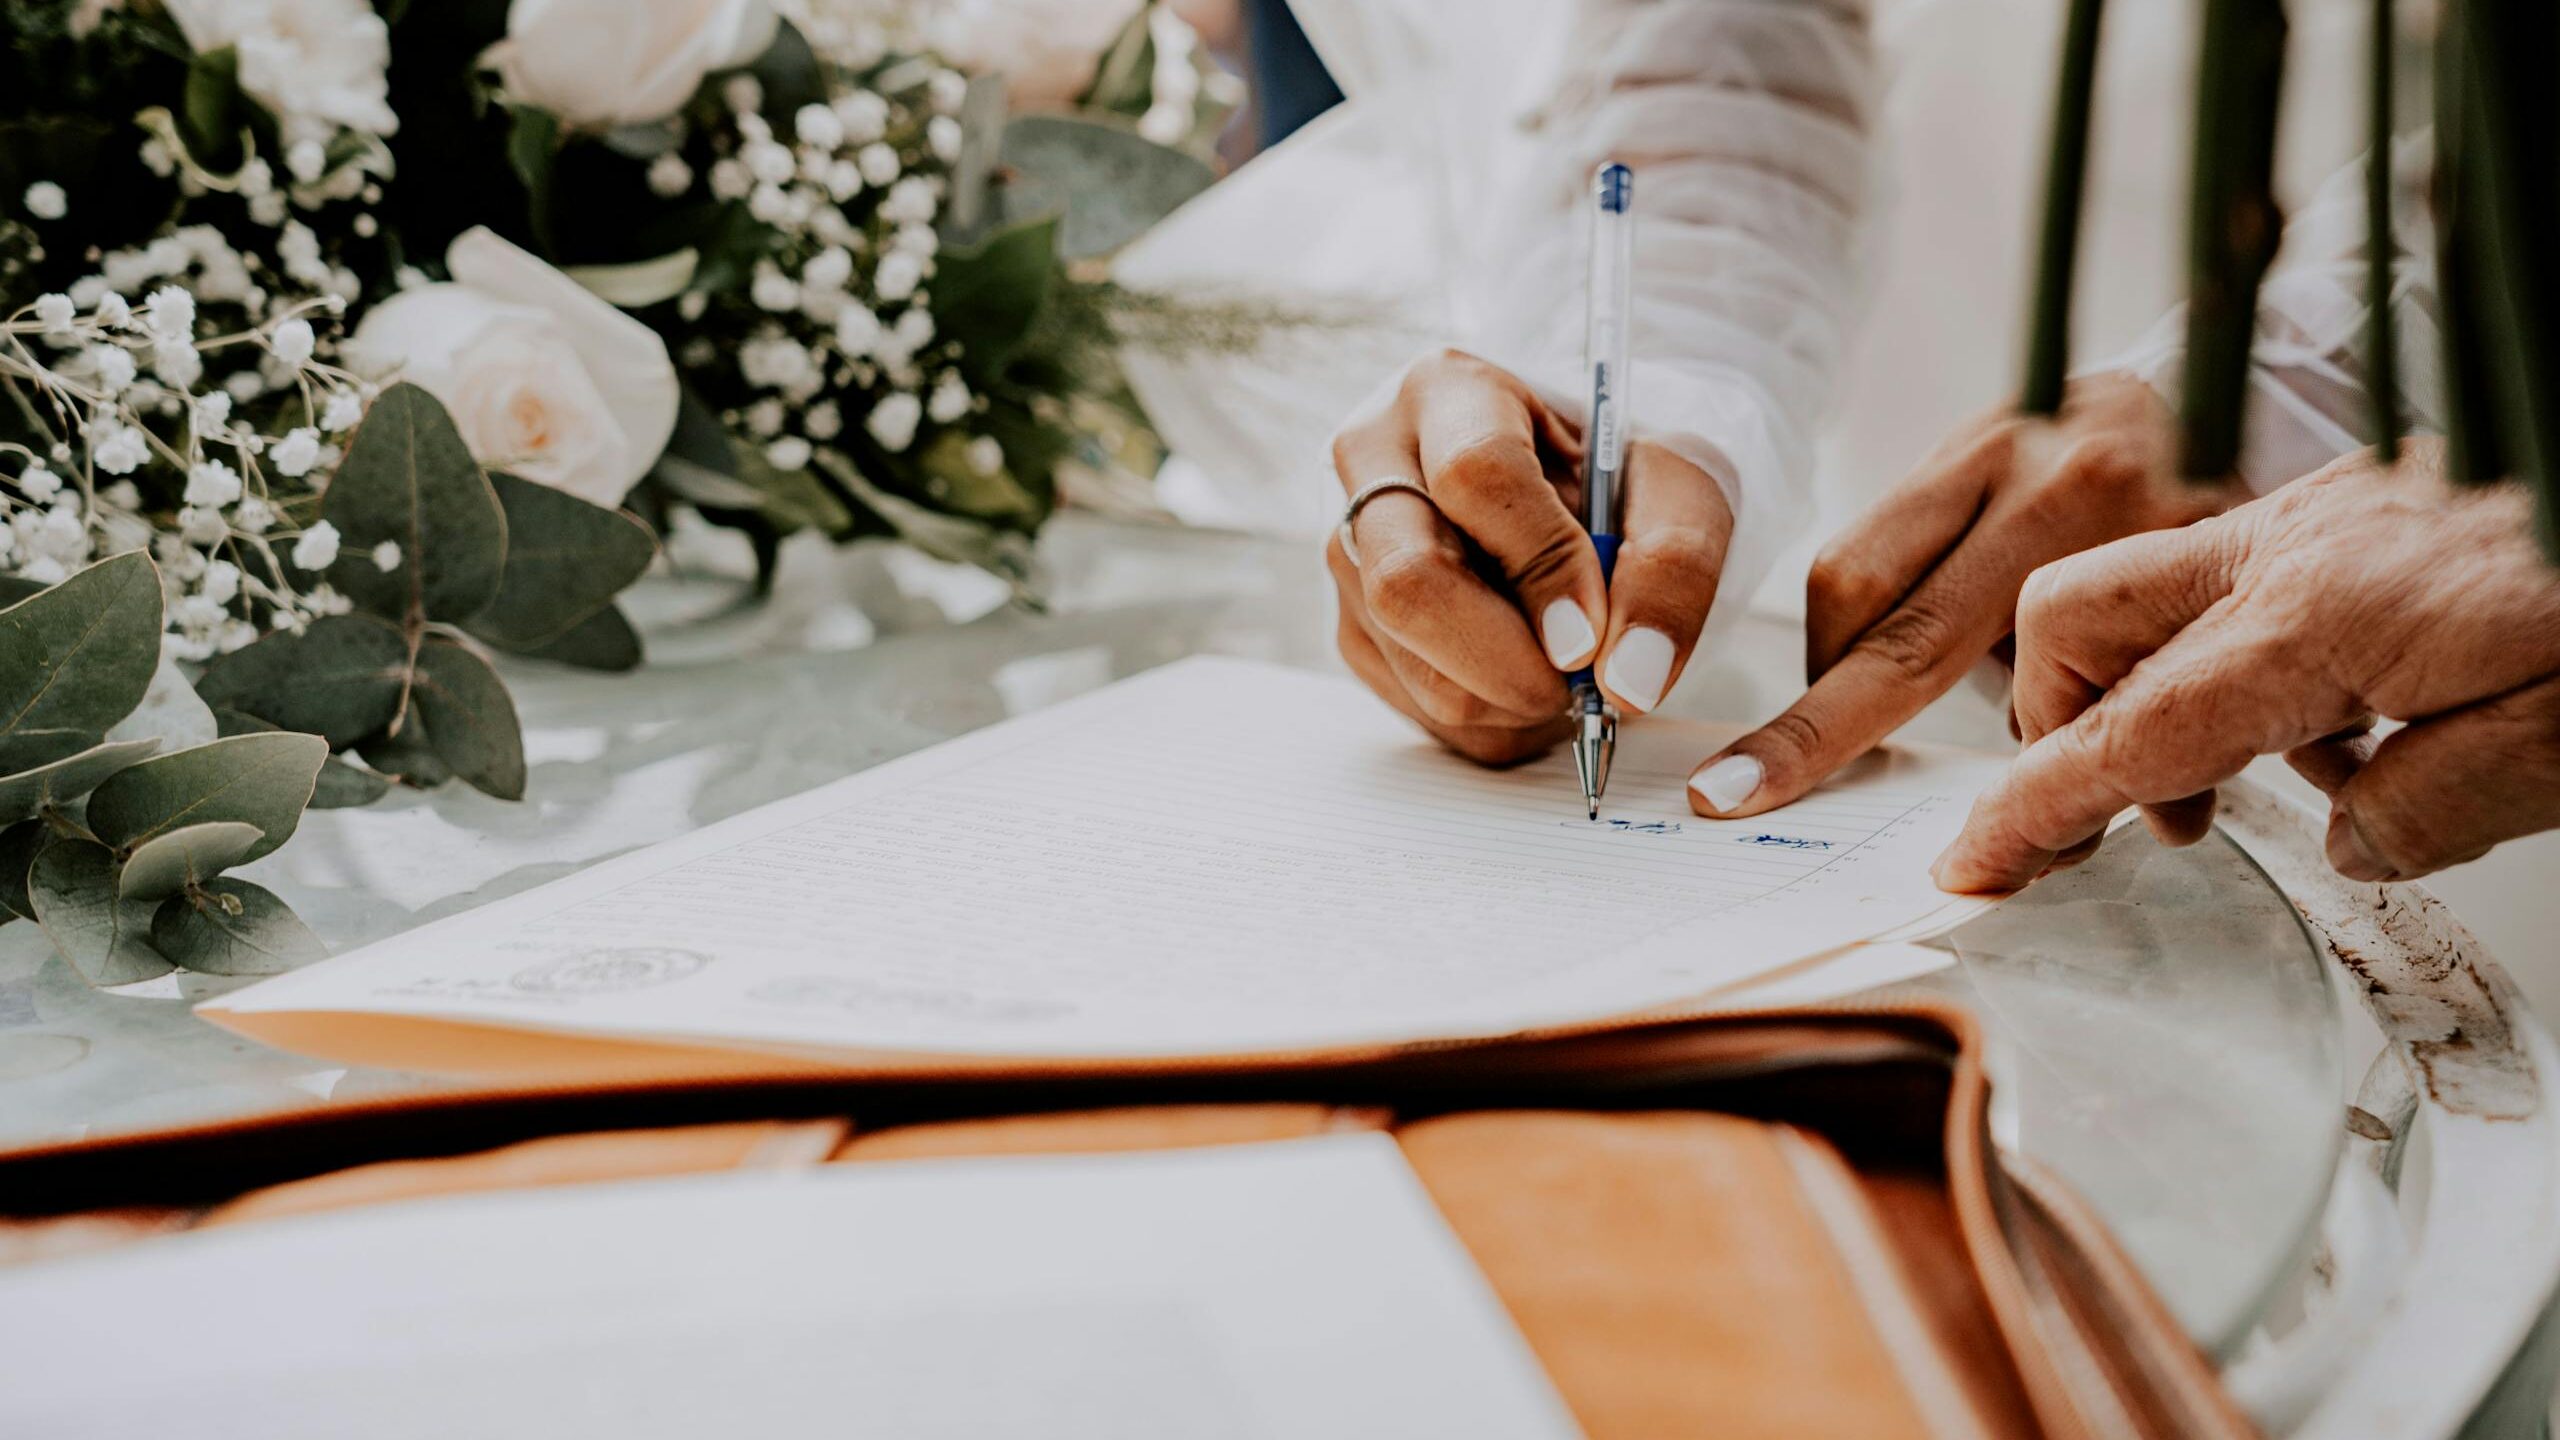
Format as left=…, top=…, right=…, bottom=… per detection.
left=2102, top=133, right=2441, bottom=494
left=1446, top=0, right=1876, bottom=630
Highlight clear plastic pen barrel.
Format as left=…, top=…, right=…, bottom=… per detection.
left=1571, top=163, right=1633, bottom=819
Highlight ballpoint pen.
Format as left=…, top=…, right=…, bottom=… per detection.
left=1571, top=162, right=1634, bottom=820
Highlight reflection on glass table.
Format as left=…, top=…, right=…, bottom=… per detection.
left=0, top=515, right=2343, bottom=1352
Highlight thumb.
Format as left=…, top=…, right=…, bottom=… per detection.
left=2330, top=677, right=2560, bottom=881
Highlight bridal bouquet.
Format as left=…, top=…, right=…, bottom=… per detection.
left=0, top=0, right=1213, bottom=979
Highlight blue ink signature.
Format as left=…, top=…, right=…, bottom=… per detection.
left=1741, top=833, right=1835, bottom=851
left=1560, top=819, right=1687, bottom=835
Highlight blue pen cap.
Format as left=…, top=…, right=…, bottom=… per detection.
left=1596, top=163, right=1632, bottom=214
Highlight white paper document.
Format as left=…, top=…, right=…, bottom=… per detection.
left=206, top=657, right=2002, bottom=1061
left=0, top=1134, right=1583, bottom=1440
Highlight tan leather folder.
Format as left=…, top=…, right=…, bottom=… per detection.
left=0, top=1000, right=2252, bottom=1439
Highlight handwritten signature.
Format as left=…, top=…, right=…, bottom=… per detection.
left=1740, top=833, right=1834, bottom=851
left=1560, top=819, right=1687, bottom=835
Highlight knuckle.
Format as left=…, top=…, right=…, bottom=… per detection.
left=1627, top=524, right=1724, bottom=592
left=1435, top=434, right=1533, bottom=500
left=1363, top=549, right=1458, bottom=629
left=1752, top=707, right=1828, bottom=767
left=1855, top=603, right=1956, bottom=683
left=1445, top=724, right=1555, bottom=768
left=1407, top=347, right=1493, bottom=394
left=1505, top=526, right=1590, bottom=594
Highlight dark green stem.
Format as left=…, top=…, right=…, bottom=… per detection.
left=2020, top=0, right=2107, bottom=416
left=2365, top=0, right=2400, bottom=461
left=2179, top=0, right=2289, bottom=481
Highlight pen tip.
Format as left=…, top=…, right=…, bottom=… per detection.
left=1587, top=800, right=1599, bottom=821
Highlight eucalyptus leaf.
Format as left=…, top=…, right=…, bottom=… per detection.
left=411, top=639, right=527, bottom=800
left=196, top=614, right=409, bottom=748
left=84, top=732, right=329, bottom=863
left=118, top=821, right=265, bottom=901
left=151, top=880, right=328, bottom=977
left=358, top=703, right=452, bottom=789
left=506, top=103, right=560, bottom=252
left=30, top=840, right=172, bottom=987
left=0, top=820, right=44, bottom=921
left=180, top=45, right=246, bottom=170
left=212, top=708, right=390, bottom=809
left=0, top=732, right=94, bottom=774
left=465, top=473, right=657, bottom=651
left=0, top=551, right=162, bottom=749
left=934, top=217, right=1060, bottom=385
left=998, top=116, right=1213, bottom=259
left=523, top=604, right=643, bottom=673
left=321, top=383, right=510, bottom=624
left=649, top=455, right=770, bottom=510
left=0, top=738, right=161, bottom=826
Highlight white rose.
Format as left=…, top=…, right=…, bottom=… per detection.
left=348, top=227, right=679, bottom=509
left=163, top=0, right=398, bottom=146
left=493, top=0, right=780, bottom=130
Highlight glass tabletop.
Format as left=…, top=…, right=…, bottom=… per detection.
left=0, top=514, right=2343, bottom=1351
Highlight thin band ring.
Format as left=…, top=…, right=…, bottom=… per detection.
left=1341, top=475, right=1433, bottom=527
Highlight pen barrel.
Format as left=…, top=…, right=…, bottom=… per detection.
left=1566, top=533, right=1620, bottom=695
left=1583, top=164, right=1636, bottom=537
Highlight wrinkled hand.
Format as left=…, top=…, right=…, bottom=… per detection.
left=1935, top=438, right=2560, bottom=892
left=1328, top=350, right=1734, bottom=764
left=1684, top=373, right=2229, bottom=817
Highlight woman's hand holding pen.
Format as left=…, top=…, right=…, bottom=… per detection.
left=1327, top=350, right=1735, bottom=765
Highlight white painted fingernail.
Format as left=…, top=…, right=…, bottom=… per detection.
left=1602, top=627, right=1675, bottom=712
left=1691, top=754, right=1764, bottom=813
left=1540, top=600, right=1597, bottom=667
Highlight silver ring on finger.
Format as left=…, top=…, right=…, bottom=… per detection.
left=1338, top=476, right=1433, bottom=567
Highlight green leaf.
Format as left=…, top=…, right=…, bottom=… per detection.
left=813, top=453, right=1038, bottom=591
left=935, top=217, right=1061, bottom=386
left=321, top=383, right=510, bottom=624
left=358, top=703, right=451, bottom=789
left=118, top=821, right=265, bottom=901
left=917, top=430, right=1044, bottom=524
left=0, top=738, right=161, bottom=826
left=195, top=614, right=409, bottom=749
left=85, top=731, right=329, bottom=864
left=523, top=604, right=643, bottom=672
left=505, top=103, right=561, bottom=253
left=745, top=19, right=826, bottom=119
left=152, top=880, right=328, bottom=976
left=0, top=731, right=97, bottom=774
left=465, top=472, right=656, bottom=651
left=998, top=115, right=1214, bottom=259
left=212, top=708, right=393, bottom=809
left=180, top=45, right=246, bottom=171
left=0, top=820, right=45, bottom=921
left=30, top=839, right=171, bottom=986
left=0, top=551, right=163, bottom=751
left=1077, top=6, right=1156, bottom=116
left=412, top=639, right=527, bottom=800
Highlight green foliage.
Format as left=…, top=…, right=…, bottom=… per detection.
left=151, top=879, right=326, bottom=976
left=0, top=554, right=336, bottom=987
left=936, top=217, right=1062, bottom=388
left=207, top=385, right=658, bottom=799
left=997, top=116, right=1213, bottom=261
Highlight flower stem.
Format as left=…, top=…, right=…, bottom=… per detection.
left=2179, top=0, right=2289, bottom=481
left=2020, top=0, right=2107, bottom=417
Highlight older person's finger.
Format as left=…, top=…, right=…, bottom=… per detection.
left=1597, top=441, right=1732, bottom=714
left=2009, top=521, right=2252, bottom=746
left=1932, top=615, right=2312, bottom=892
left=2283, top=718, right=2378, bottom=797
left=1404, top=352, right=1611, bottom=672
left=2326, top=677, right=2560, bottom=880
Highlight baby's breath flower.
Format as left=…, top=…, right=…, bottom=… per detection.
left=866, top=391, right=921, bottom=452
left=744, top=397, right=786, bottom=437
left=179, top=506, right=229, bottom=544
left=88, top=345, right=137, bottom=394
left=875, top=250, right=923, bottom=303
left=91, top=424, right=149, bottom=475
left=856, top=143, right=901, bottom=189
left=723, top=74, right=762, bottom=115
left=271, top=427, right=323, bottom=477
left=804, top=400, right=842, bottom=441
left=286, top=138, right=329, bottom=185
left=927, top=373, right=971, bottom=424
left=966, top=436, right=1005, bottom=475
left=291, top=520, right=341, bottom=570
left=322, top=389, right=364, bottom=432
left=143, top=286, right=197, bottom=343
left=22, top=182, right=66, bottom=221
left=881, top=177, right=937, bottom=226
left=233, top=495, right=275, bottom=533
left=794, top=103, right=845, bottom=151
left=185, top=460, right=244, bottom=507
left=834, top=304, right=882, bottom=357
left=803, top=246, right=854, bottom=293
left=151, top=342, right=203, bottom=390
left=200, top=559, right=242, bottom=606
left=751, top=267, right=799, bottom=313
left=646, top=153, right=693, bottom=198
left=709, top=158, right=752, bottom=201
left=17, top=464, right=61, bottom=501
left=926, top=115, right=963, bottom=164
left=32, top=294, right=73, bottom=332
left=271, top=318, right=317, bottom=366
left=100, top=481, right=140, bottom=510
left=370, top=539, right=401, bottom=571
left=833, top=90, right=889, bottom=144
left=928, top=69, right=968, bottom=115
left=765, top=435, right=813, bottom=470
left=745, top=139, right=795, bottom=187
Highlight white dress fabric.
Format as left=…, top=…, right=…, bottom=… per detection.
left=1113, top=0, right=1877, bottom=635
